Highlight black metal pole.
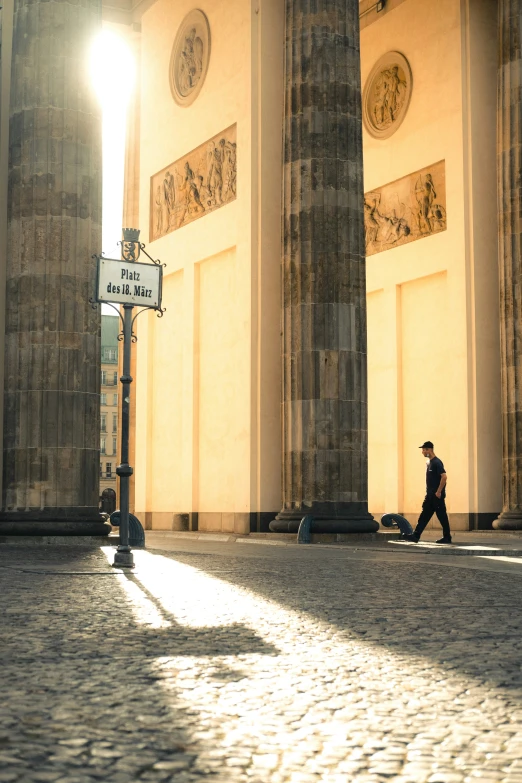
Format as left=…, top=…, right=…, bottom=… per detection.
left=113, top=303, right=134, bottom=568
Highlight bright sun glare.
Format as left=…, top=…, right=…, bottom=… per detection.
left=90, top=28, right=135, bottom=111
left=90, top=29, right=136, bottom=273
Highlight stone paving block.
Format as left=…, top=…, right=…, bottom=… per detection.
left=1, top=543, right=522, bottom=782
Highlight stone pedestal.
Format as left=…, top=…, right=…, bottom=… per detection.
left=1, top=0, right=109, bottom=535
left=494, top=0, right=522, bottom=530
left=270, top=0, right=377, bottom=534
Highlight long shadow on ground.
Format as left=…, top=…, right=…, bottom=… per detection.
left=0, top=545, right=277, bottom=783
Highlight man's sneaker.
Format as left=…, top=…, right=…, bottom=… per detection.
left=435, top=536, right=452, bottom=544
left=403, top=533, right=420, bottom=543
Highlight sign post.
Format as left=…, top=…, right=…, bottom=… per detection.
left=91, top=228, right=165, bottom=568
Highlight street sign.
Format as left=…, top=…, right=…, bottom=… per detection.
left=90, top=228, right=166, bottom=570
left=96, top=257, right=162, bottom=309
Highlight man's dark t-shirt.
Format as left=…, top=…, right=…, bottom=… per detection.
left=426, top=457, right=446, bottom=498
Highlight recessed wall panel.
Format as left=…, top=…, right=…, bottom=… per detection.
left=151, top=270, right=184, bottom=519
left=400, top=272, right=448, bottom=512
left=367, top=289, right=386, bottom=514
left=197, top=248, right=238, bottom=512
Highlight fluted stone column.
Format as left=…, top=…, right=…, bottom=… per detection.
left=494, top=0, right=522, bottom=530
left=1, top=0, right=108, bottom=534
left=270, top=0, right=377, bottom=534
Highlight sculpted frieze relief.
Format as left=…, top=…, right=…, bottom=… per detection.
left=150, top=124, right=237, bottom=240
left=363, top=51, right=412, bottom=139
left=364, top=161, right=447, bottom=257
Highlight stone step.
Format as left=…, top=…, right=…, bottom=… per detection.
left=388, top=540, right=522, bottom=557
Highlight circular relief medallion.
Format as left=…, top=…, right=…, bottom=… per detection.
left=363, top=51, right=412, bottom=139
left=170, top=9, right=211, bottom=107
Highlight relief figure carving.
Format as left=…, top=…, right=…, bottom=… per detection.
left=373, top=65, right=406, bottom=129
left=170, top=10, right=211, bottom=107
left=178, top=27, right=204, bottom=96
left=414, top=172, right=446, bottom=235
left=364, top=161, right=447, bottom=257
left=150, top=124, right=237, bottom=240
left=364, top=52, right=412, bottom=140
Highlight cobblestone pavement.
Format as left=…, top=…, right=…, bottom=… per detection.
left=1, top=542, right=522, bottom=783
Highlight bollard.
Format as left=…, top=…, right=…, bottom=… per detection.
left=297, top=515, right=314, bottom=544
left=380, top=513, right=413, bottom=537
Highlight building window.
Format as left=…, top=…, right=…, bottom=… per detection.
left=112, top=437, right=117, bottom=454
left=112, top=413, right=117, bottom=432
left=101, top=370, right=107, bottom=386
left=101, top=393, right=107, bottom=405
left=101, top=414, right=106, bottom=433
left=101, top=437, right=106, bottom=455
left=103, top=348, right=117, bottom=362
left=106, top=463, right=112, bottom=478
left=113, top=371, right=118, bottom=385
left=113, top=394, right=118, bottom=406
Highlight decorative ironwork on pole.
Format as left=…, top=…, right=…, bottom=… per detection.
left=90, top=228, right=166, bottom=568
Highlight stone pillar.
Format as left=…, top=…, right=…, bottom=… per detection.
left=1, top=0, right=108, bottom=534
left=494, top=0, right=522, bottom=530
left=270, top=0, right=377, bottom=534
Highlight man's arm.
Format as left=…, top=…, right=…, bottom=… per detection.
left=435, top=472, right=447, bottom=498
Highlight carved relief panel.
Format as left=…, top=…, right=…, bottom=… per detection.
left=363, top=51, right=412, bottom=139
left=150, top=124, right=237, bottom=240
left=170, top=9, right=211, bottom=107
left=364, top=161, right=447, bottom=257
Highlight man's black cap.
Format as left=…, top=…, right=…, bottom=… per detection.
left=419, top=440, right=434, bottom=449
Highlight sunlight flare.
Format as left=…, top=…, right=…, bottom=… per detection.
left=90, top=28, right=135, bottom=112
left=90, top=29, right=136, bottom=262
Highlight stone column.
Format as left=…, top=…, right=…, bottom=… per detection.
left=270, top=0, right=377, bottom=534
left=494, top=0, right=522, bottom=530
left=1, top=0, right=108, bottom=534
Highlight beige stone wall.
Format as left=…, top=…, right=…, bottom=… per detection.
left=131, top=0, right=500, bottom=533
left=133, top=0, right=283, bottom=531
left=363, top=0, right=501, bottom=529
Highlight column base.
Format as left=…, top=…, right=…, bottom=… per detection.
left=270, top=507, right=378, bottom=534
left=493, top=512, right=522, bottom=530
left=0, top=511, right=111, bottom=536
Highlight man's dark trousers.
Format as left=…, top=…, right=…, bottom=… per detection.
left=415, top=493, right=451, bottom=538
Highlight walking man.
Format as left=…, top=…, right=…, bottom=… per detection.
left=405, top=441, right=452, bottom=544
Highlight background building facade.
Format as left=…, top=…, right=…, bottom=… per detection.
left=99, top=314, right=120, bottom=498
